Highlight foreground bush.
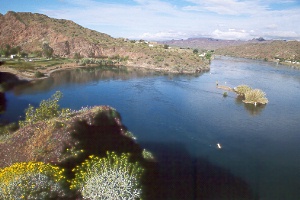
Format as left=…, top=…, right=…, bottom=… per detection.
left=0, top=162, right=67, bottom=199
left=243, top=89, right=269, bottom=105
left=19, top=91, right=71, bottom=127
left=71, top=151, right=144, bottom=200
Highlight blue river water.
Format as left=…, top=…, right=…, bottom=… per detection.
left=1, top=56, right=300, bottom=199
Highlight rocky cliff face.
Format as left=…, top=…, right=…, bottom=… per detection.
left=0, top=11, right=114, bottom=58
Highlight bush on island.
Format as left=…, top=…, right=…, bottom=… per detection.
left=243, top=89, right=269, bottom=105
left=234, top=85, right=252, bottom=96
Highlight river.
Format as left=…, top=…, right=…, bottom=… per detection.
left=1, top=56, right=300, bottom=199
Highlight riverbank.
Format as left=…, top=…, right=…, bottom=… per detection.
left=0, top=60, right=210, bottom=82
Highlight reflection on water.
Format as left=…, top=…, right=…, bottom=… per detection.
left=235, top=96, right=266, bottom=116
left=11, top=66, right=203, bottom=95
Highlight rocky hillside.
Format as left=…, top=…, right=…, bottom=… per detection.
left=215, top=40, right=300, bottom=65
left=161, top=37, right=270, bottom=50
left=0, top=11, right=209, bottom=73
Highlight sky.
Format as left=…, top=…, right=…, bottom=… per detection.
left=1, top=0, right=300, bottom=41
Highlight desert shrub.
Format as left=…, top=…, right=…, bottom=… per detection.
left=142, top=149, right=154, bottom=160
left=34, top=71, right=44, bottom=78
left=71, top=151, right=144, bottom=200
left=19, top=91, right=71, bottom=127
left=124, top=131, right=136, bottom=140
left=243, top=89, right=268, bottom=105
left=0, top=162, right=67, bottom=200
left=234, top=85, right=252, bottom=96
left=0, top=123, right=18, bottom=136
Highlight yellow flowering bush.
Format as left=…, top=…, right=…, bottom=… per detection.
left=0, top=162, right=67, bottom=199
left=71, top=151, right=144, bottom=200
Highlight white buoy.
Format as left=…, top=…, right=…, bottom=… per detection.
left=217, top=143, right=222, bottom=149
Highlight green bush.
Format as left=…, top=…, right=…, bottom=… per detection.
left=0, top=123, right=18, bottom=135
left=234, top=85, right=252, bottom=96
left=243, top=89, right=269, bottom=105
left=34, top=71, right=44, bottom=78
left=0, top=162, right=67, bottom=200
left=19, top=91, right=71, bottom=127
left=142, top=149, right=155, bottom=160
left=71, top=151, right=144, bottom=200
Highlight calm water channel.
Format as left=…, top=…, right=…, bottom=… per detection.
left=1, top=56, right=300, bottom=199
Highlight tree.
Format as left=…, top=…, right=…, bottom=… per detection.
left=193, top=49, right=199, bottom=54
left=164, top=44, right=169, bottom=49
left=42, top=43, right=54, bottom=58
left=73, top=52, right=82, bottom=60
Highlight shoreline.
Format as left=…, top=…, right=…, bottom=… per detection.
left=0, top=62, right=210, bottom=82
left=215, top=55, right=300, bottom=69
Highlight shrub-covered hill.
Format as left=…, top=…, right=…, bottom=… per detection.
left=215, top=40, right=300, bottom=66
left=0, top=11, right=210, bottom=73
left=0, top=106, right=144, bottom=169
left=0, top=102, right=164, bottom=199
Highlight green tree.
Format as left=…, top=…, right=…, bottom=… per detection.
left=193, top=49, right=199, bottom=54
left=42, top=43, right=54, bottom=58
left=73, top=52, right=81, bottom=60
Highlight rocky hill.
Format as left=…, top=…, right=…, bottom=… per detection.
left=161, top=37, right=270, bottom=50
left=215, top=40, right=300, bottom=65
left=0, top=11, right=209, bottom=73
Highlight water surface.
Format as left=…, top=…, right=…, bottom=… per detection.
left=1, top=57, right=300, bottom=199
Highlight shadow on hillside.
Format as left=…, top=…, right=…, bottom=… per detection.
left=58, top=109, right=257, bottom=200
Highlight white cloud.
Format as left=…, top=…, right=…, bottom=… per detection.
left=39, top=0, right=300, bottom=41
left=139, top=31, right=190, bottom=41
left=263, top=31, right=299, bottom=39
left=212, top=29, right=254, bottom=40
left=185, top=0, right=268, bottom=15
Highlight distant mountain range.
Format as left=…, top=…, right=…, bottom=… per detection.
left=161, top=37, right=270, bottom=50
left=0, top=11, right=209, bottom=73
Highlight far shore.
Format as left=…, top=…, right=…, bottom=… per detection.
left=0, top=61, right=210, bottom=82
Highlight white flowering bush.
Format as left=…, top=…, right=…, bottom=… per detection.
left=71, top=151, right=144, bottom=200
